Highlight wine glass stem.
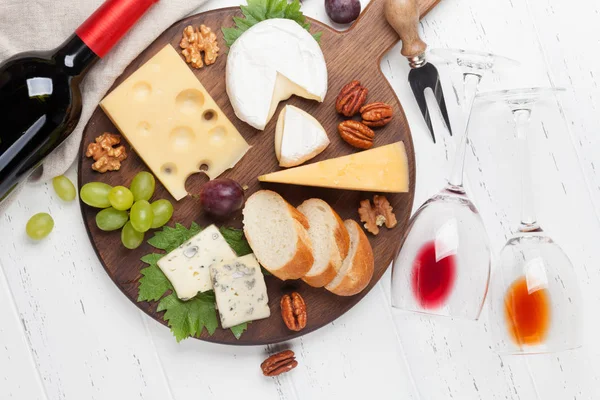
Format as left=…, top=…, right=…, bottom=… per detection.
left=513, top=109, right=539, bottom=232
left=447, top=73, right=482, bottom=191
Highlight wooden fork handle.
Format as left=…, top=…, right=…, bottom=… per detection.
left=384, top=0, right=427, bottom=59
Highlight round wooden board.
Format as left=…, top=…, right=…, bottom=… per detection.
left=78, top=0, right=436, bottom=345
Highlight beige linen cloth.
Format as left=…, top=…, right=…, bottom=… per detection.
left=0, top=0, right=210, bottom=212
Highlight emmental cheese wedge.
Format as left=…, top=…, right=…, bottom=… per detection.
left=259, top=142, right=409, bottom=192
left=101, top=45, right=250, bottom=201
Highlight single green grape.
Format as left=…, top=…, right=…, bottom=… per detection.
left=108, top=186, right=134, bottom=211
left=130, top=200, right=153, bottom=232
left=96, top=207, right=129, bottom=231
left=150, top=199, right=173, bottom=229
left=26, top=213, right=54, bottom=240
left=80, top=182, right=112, bottom=208
left=52, top=176, right=76, bottom=202
left=121, top=221, right=144, bottom=250
left=130, top=171, right=155, bottom=202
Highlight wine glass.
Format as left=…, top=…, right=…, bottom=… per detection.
left=478, top=87, right=583, bottom=354
left=390, top=49, right=517, bottom=319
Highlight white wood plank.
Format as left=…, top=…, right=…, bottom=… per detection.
left=0, top=259, right=47, bottom=400
left=148, top=272, right=419, bottom=400
left=0, top=168, right=174, bottom=400
left=146, top=317, right=282, bottom=400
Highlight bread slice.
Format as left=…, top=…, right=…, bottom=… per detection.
left=326, top=220, right=374, bottom=296
left=297, top=199, right=350, bottom=287
left=243, top=190, right=314, bottom=280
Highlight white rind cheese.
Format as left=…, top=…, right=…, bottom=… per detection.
left=210, top=254, right=270, bottom=329
left=226, top=19, right=328, bottom=130
left=275, top=105, right=330, bottom=168
left=157, top=225, right=237, bottom=300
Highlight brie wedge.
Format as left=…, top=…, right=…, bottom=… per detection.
left=226, top=19, right=328, bottom=130
left=275, top=105, right=330, bottom=168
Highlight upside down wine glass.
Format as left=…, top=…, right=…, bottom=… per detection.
left=479, top=87, right=583, bottom=354
left=391, top=50, right=517, bottom=319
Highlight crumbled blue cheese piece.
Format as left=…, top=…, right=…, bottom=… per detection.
left=210, top=254, right=271, bottom=329
left=157, top=225, right=236, bottom=300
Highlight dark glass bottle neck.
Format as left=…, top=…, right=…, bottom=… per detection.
left=52, top=35, right=99, bottom=78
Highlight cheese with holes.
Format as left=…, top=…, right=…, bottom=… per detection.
left=226, top=19, right=328, bottom=130
left=210, top=254, right=270, bottom=329
left=157, top=225, right=237, bottom=300
left=100, top=45, right=250, bottom=201
left=259, top=142, right=410, bottom=192
left=275, top=105, right=329, bottom=168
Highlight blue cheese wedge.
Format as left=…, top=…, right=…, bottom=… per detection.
left=157, top=225, right=236, bottom=300
left=210, top=254, right=271, bottom=329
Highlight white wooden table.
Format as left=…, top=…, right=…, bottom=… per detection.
left=2, top=0, right=599, bottom=398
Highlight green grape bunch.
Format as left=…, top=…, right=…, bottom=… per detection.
left=79, top=171, right=172, bottom=250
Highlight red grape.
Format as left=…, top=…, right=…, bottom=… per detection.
left=325, top=0, right=361, bottom=24
left=199, top=178, right=245, bottom=219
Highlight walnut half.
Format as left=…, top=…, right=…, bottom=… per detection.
left=358, top=195, right=398, bottom=235
left=85, top=132, right=128, bottom=173
left=180, top=24, right=219, bottom=69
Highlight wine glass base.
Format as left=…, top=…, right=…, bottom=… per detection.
left=494, top=344, right=582, bottom=356
left=430, top=48, right=518, bottom=76
left=477, top=87, right=566, bottom=111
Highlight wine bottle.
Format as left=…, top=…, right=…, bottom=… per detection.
left=0, top=0, right=158, bottom=201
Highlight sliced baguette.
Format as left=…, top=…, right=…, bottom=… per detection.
left=325, top=220, right=374, bottom=296
left=243, top=190, right=314, bottom=280
left=297, top=199, right=350, bottom=287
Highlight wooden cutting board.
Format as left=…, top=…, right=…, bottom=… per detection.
left=78, top=0, right=440, bottom=345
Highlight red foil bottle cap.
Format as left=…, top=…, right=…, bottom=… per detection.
left=76, top=0, right=159, bottom=58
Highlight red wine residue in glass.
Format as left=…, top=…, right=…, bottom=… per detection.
left=411, top=240, right=457, bottom=309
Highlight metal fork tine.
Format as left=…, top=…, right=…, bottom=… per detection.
left=434, top=79, right=453, bottom=136
left=410, top=75, right=436, bottom=143
left=417, top=90, right=436, bottom=143
left=409, top=63, right=454, bottom=143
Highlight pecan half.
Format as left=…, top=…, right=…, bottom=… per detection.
left=335, top=80, right=368, bottom=117
left=338, top=120, right=375, bottom=149
left=281, top=292, right=307, bottom=331
left=261, top=350, right=298, bottom=377
left=361, top=102, right=394, bottom=127
left=358, top=195, right=398, bottom=235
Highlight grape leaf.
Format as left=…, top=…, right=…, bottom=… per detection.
left=230, top=322, right=249, bottom=339
left=138, top=253, right=172, bottom=302
left=157, top=292, right=219, bottom=342
left=138, top=223, right=257, bottom=340
left=219, top=226, right=253, bottom=256
left=218, top=227, right=272, bottom=275
left=147, top=222, right=201, bottom=253
left=221, top=0, right=321, bottom=47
